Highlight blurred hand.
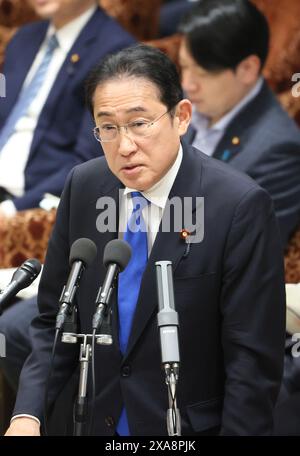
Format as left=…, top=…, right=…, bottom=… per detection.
left=5, top=417, right=40, bottom=436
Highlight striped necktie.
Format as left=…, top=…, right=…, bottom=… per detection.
left=117, top=191, right=150, bottom=436
left=0, top=34, right=59, bottom=151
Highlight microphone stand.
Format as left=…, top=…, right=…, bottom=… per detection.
left=155, top=260, right=181, bottom=436
left=164, top=363, right=181, bottom=436
left=61, top=307, right=112, bottom=436
left=62, top=330, right=94, bottom=436
left=74, top=335, right=91, bottom=436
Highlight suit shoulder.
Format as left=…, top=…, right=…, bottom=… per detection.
left=195, top=148, right=276, bottom=233
left=264, top=106, right=299, bottom=139
left=92, top=7, right=135, bottom=48
left=73, top=157, right=107, bottom=175
left=183, top=146, right=275, bottom=239
left=191, top=146, right=270, bottom=199
left=7, top=20, right=48, bottom=44
left=249, top=89, right=300, bottom=144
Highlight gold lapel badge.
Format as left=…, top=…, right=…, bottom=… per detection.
left=231, top=136, right=240, bottom=146
left=71, top=53, right=80, bottom=63
left=180, top=228, right=190, bottom=240
left=180, top=229, right=191, bottom=257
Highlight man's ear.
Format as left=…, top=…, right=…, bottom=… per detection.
left=175, top=99, right=192, bottom=136
left=236, top=54, right=261, bottom=85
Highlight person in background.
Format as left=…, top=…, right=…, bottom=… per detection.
left=178, top=0, right=300, bottom=247
left=0, top=0, right=135, bottom=221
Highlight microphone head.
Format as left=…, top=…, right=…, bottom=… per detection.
left=11, top=258, right=42, bottom=288
left=69, top=238, right=97, bottom=267
left=103, top=239, right=131, bottom=272
left=22, top=258, right=42, bottom=276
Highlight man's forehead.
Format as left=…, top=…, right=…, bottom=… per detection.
left=93, top=82, right=163, bottom=118
left=94, top=77, right=161, bottom=101
left=95, top=105, right=151, bottom=119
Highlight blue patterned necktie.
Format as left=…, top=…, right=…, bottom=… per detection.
left=117, top=191, right=150, bottom=436
left=0, top=34, right=59, bottom=151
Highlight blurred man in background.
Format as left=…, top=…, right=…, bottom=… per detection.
left=0, top=0, right=134, bottom=220
left=179, top=0, right=300, bottom=247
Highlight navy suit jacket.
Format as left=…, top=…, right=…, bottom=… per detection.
left=14, top=143, right=286, bottom=435
left=184, top=81, right=300, bottom=246
left=0, top=7, right=135, bottom=210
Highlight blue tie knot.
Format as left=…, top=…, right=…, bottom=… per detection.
left=47, top=34, right=59, bottom=53
left=131, top=191, right=150, bottom=210
left=128, top=192, right=150, bottom=233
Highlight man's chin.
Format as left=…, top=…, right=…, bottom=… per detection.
left=193, top=101, right=205, bottom=113
left=35, top=12, right=56, bottom=20
left=32, top=4, right=58, bottom=19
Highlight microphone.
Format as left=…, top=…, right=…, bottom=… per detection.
left=0, top=259, right=42, bottom=314
left=155, top=260, right=181, bottom=436
left=56, top=238, right=97, bottom=330
left=155, top=261, right=180, bottom=371
left=92, top=239, right=131, bottom=331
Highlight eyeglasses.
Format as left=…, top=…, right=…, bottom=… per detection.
left=93, top=108, right=173, bottom=143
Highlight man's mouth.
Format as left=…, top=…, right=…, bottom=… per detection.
left=121, top=164, right=143, bottom=175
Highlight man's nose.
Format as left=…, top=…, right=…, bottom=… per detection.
left=118, top=127, right=138, bottom=156
left=181, top=71, right=199, bottom=93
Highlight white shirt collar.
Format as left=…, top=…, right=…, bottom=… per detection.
left=192, top=76, right=264, bottom=133
left=124, top=144, right=183, bottom=210
left=47, top=5, right=97, bottom=53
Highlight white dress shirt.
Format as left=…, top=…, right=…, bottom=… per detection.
left=191, top=77, right=264, bottom=156
left=119, top=145, right=183, bottom=256
left=0, top=5, right=96, bottom=215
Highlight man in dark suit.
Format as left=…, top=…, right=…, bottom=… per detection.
left=5, top=44, right=285, bottom=436
left=178, top=0, right=300, bottom=247
left=0, top=0, right=134, bottom=220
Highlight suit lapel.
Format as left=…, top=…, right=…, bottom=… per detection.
left=2, top=22, right=48, bottom=120
left=124, top=144, right=203, bottom=359
left=213, top=81, right=271, bottom=163
left=29, top=8, right=105, bottom=157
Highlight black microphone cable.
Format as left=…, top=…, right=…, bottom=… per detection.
left=43, top=327, right=60, bottom=436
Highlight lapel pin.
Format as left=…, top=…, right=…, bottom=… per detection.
left=180, top=228, right=190, bottom=240
left=221, top=149, right=231, bottom=161
left=180, top=229, right=191, bottom=257
left=231, top=136, right=240, bottom=145
left=70, top=53, right=80, bottom=63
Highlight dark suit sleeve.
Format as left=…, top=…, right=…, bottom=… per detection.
left=220, top=186, right=286, bottom=435
left=13, top=111, right=102, bottom=210
left=13, top=168, right=79, bottom=421
left=13, top=164, right=78, bottom=210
